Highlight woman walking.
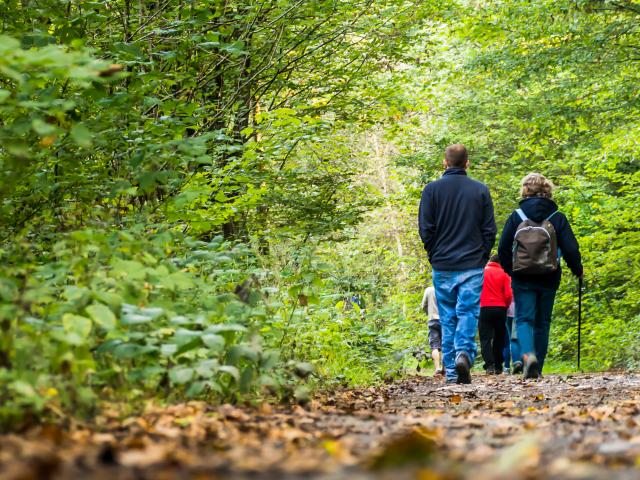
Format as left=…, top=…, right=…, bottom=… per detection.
left=498, top=173, right=583, bottom=379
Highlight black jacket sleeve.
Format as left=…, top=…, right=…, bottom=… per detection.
left=498, top=212, right=518, bottom=276
left=481, top=188, right=497, bottom=260
left=418, top=185, right=436, bottom=252
left=556, top=213, right=583, bottom=277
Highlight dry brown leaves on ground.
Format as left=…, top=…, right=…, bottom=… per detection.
left=2, top=373, right=640, bottom=479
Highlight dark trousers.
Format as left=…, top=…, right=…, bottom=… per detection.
left=479, top=306, right=507, bottom=372
left=428, top=317, right=442, bottom=351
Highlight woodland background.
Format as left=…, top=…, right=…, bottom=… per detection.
left=0, top=0, right=638, bottom=427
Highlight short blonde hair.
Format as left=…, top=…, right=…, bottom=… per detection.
left=521, top=173, right=554, bottom=199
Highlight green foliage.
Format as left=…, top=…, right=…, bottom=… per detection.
left=1, top=0, right=635, bottom=428
left=427, top=0, right=640, bottom=370
left=0, top=0, right=446, bottom=426
left=1, top=227, right=349, bottom=427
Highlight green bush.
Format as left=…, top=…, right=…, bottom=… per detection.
left=0, top=228, right=315, bottom=428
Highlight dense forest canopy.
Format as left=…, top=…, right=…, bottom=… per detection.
left=0, top=0, right=638, bottom=426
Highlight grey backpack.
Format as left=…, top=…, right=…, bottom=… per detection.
left=512, top=208, right=559, bottom=274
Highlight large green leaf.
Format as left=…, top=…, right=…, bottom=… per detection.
left=70, top=123, right=92, bottom=148
left=206, top=324, right=247, bottom=334
left=218, top=365, right=239, bottom=382
left=62, top=314, right=92, bottom=342
left=195, top=359, right=219, bottom=378
left=227, top=344, right=259, bottom=364
left=170, top=366, right=195, bottom=385
left=85, top=303, right=116, bottom=330
left=202, top=333, right=225, bottom=352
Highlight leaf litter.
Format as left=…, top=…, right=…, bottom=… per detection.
left=2, top=373, right=640, bottom=479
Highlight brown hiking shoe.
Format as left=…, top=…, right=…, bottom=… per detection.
left=523, top=354, right=539, bottom=379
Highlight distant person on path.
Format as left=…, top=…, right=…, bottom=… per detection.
left=505, top=300, right=522, bottom=373
left=421, top=284, right=444, bottom=376
left=498, top=173, right=583, bottom=379
left=343, top=292, right=366, bottom=319
left=350, top=293, right=365, bottom=317
left=418, top=144, right=497, bottom=384
left=478, top=254, right=513, bottom=375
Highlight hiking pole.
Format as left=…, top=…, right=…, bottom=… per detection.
left=577, top=276, right=583, bottom=371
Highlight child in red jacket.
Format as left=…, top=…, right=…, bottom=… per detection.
left=479, top=254, right=513, bottom=374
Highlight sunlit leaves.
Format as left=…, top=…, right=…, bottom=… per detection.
left=428, top=0, right=640, bottom=369
left=202, top=334, right=225, bottom=352
left=0, top=0, right=450, bottom=427
left=170, top=366, right=195, bottom=385
left=85, top=303, right=116, bottom=330
left=70, top=123, right=92, bottom=148
left=62, top=313, right=92, bottom=345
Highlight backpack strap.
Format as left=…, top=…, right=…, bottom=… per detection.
left=515, top=209, right=528, bottom=221
left=546, top=210, right=561, bottom=259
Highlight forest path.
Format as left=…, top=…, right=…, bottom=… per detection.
left=2, top=373, right=640, bottom=479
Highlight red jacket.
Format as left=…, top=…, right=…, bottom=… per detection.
left=480, top=262, right=513, bottom=308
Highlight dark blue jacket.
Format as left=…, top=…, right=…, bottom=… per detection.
left=419, top=168, right=497, bottom=270
left=498, top=197, right=583, bottom=290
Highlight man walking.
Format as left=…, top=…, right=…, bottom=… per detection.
left=418, top=144, right=496, bottom=384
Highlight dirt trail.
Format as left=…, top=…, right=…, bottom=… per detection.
left=2, top=373, right=640, bottom=479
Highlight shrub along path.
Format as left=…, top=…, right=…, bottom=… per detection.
left=1, top=373, right=640, bottom=479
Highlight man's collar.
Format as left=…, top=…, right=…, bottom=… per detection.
left=443, top=168, right=467, bottom=176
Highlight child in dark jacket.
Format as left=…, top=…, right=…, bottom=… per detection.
left=479, top=254, right=513, bottom=374
left=498, top=173, right=583, bottom=379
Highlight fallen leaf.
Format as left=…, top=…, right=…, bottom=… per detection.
left=368, top=428, right=439, bottom=470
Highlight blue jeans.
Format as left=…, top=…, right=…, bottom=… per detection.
left=513, top=280, right=557, bottom=372
left=505, top=316, right=521, bottom=366
left=433, top=268, right=484, bottom=381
